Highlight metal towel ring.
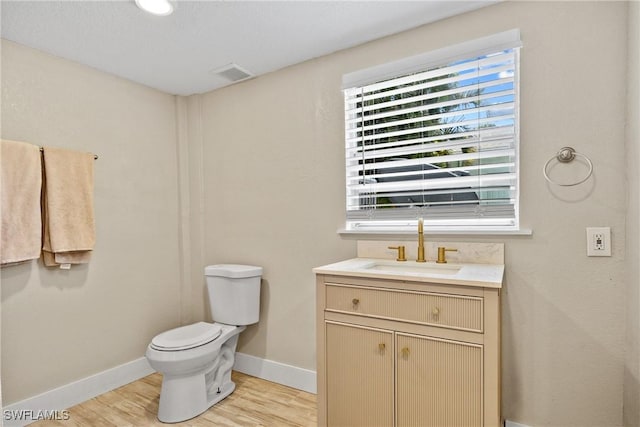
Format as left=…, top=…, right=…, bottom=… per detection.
left=543, top=147, right=593, bottom=187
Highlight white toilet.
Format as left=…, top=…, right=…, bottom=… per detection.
left=145, top=264, right=262, bottom=423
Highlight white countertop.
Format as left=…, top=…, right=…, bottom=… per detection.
left=313, top=258, right=504, bottom=289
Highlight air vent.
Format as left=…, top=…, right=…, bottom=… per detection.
left=210, top=63, right=253, bottom=83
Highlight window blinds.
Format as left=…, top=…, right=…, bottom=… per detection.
left=343, top=30, right=521, bottom=231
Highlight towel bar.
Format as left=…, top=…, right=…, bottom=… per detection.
left=39, top=146, right=98, bottom=160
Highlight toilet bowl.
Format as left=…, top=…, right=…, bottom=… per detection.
left=145, top=264, right=262, bottom=423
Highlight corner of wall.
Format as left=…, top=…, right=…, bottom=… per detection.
left=179, top=94, right=207, bottom=324
left=175, top=95, right=193, bottom=325
left=624, top=1, right=640, bottom=426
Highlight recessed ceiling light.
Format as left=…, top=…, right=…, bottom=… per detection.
left=135, top=0, right=174, bottom=16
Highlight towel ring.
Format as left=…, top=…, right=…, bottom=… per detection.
left=543, top=147, right=593, bottom=187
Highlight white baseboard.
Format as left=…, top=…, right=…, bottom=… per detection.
left=505, top=421, right=531, bottom=427
left=2, top=357, right=153, bottom=427
left=2, top=352, right=314, bottom=426
left=233, top=352, right=317, bottom=394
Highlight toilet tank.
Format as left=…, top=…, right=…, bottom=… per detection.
left=204, top=264, right=262, bottom=325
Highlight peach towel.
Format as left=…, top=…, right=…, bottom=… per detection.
left=1, top=139, right=43, bottom=266
left=42, top=146, right=95, bottom=267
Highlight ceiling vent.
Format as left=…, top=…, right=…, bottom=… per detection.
left=210, top=63, right=253, bottom=83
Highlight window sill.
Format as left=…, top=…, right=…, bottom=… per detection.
left=338, top=228, right=533, bottom=238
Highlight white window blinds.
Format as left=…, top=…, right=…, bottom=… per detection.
left=343, top=30, right=521, bottom=232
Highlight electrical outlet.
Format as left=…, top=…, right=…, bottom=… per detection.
left=586, top=227, right=611, bottom=256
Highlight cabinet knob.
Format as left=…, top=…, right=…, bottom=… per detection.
left=432, top=307, right=440, bottom=318
left=352, top=298, right=360, bottom=307
left=401, top=347, right=410, bottom=358
left=378, top=343, right=386, bottom=351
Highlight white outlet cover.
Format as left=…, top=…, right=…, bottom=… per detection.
left=586, top=227, right=611, bottom=257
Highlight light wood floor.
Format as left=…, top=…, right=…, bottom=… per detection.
left=31, top=371, right=317, bottom=426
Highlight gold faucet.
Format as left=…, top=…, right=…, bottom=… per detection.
left=388, top=245, right=407, bottom=262
left=417, top=218, right=426, bottom=262
left=436, top=247, right=458, bottom=264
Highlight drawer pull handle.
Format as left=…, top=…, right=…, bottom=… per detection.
left=352, top=298, right=360, bottom=306
left=401, top=347, right=410, bottom=358
left=379, top=343, right=386, bottom=351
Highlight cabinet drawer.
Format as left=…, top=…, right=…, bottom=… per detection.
left=325, top=284, right=483, bottom=333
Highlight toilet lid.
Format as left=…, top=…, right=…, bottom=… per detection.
left=151, top=322, right=222, bottom=351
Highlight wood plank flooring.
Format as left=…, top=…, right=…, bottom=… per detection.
left=31, top=371, right=317, bottom=426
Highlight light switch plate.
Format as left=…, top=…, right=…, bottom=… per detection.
left=586, top=227, right=611, bottom=256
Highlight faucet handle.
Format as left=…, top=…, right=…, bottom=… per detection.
left=436, top=247, right=458, bottom=264
left=388, top=246, right=407, bottom=262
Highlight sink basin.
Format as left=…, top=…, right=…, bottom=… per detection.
left=362, top=260, right=461, bottom=275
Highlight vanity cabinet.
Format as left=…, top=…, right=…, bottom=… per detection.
left=325, top=322, right=393, bottom=426
left=316, top=274, right=501, bottom=427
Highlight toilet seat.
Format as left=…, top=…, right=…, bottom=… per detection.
left=151, top=322, right=222, bottom=351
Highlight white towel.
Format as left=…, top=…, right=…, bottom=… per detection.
left=1, top=139, right=43, bottom=266
left=41, top=146, right=95, bottom=267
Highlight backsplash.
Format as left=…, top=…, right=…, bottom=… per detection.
left=357, top=240, right=504, bottom=265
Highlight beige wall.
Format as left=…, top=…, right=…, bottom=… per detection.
left=194, top=2, right=629, bottom=426
left=195, top=65, right=356, bottom=367
left=625, top=1, right=640, bottom=425
left=0, top=40, right=183, bottom=404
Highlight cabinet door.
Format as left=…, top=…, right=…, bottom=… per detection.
left=325, top=322, right=393, bottom=427
left=396, top=333, right=482, bottom=427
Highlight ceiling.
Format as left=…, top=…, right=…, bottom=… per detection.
left=1, top=1, right=497, bottom=96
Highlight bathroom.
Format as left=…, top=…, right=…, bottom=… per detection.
left=1, top=1, right=639, bottom=426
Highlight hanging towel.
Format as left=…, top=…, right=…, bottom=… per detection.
left=1, top=139, right=43, bottom=266
left=41, top=146, right=95, bottom=267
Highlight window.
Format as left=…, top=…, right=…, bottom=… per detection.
left=343, top=30, right=521, bottom=233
